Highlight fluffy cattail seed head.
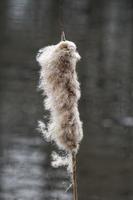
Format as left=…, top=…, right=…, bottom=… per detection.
left=37, top=40, right=83, bottom=153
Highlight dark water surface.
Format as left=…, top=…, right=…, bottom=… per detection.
left=0, top=0, right=133, bottom=200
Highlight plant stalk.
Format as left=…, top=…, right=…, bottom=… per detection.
left=61, top=31, right=66, bottom=41
left=72, top=152, right=78, bottom=200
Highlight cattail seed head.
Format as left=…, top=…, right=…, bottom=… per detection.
left=37, top=40, right=83, bottom=160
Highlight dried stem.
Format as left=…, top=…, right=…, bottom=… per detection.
left=61, top=31, right=66, bottom=41
left=72, top=152, right=78, bottom=200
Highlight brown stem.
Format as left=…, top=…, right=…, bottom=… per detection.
left=72, top=152, right=78, bottom=200
left=61, top=31, right=66, bottom=41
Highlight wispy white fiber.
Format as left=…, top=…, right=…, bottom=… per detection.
left=51, top=151, right=72, bottom=173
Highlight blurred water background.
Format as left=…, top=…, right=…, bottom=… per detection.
left=0, top=0, right=133, bottom=200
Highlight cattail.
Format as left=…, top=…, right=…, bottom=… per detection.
left=36, top=40, right=83, bottom=180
